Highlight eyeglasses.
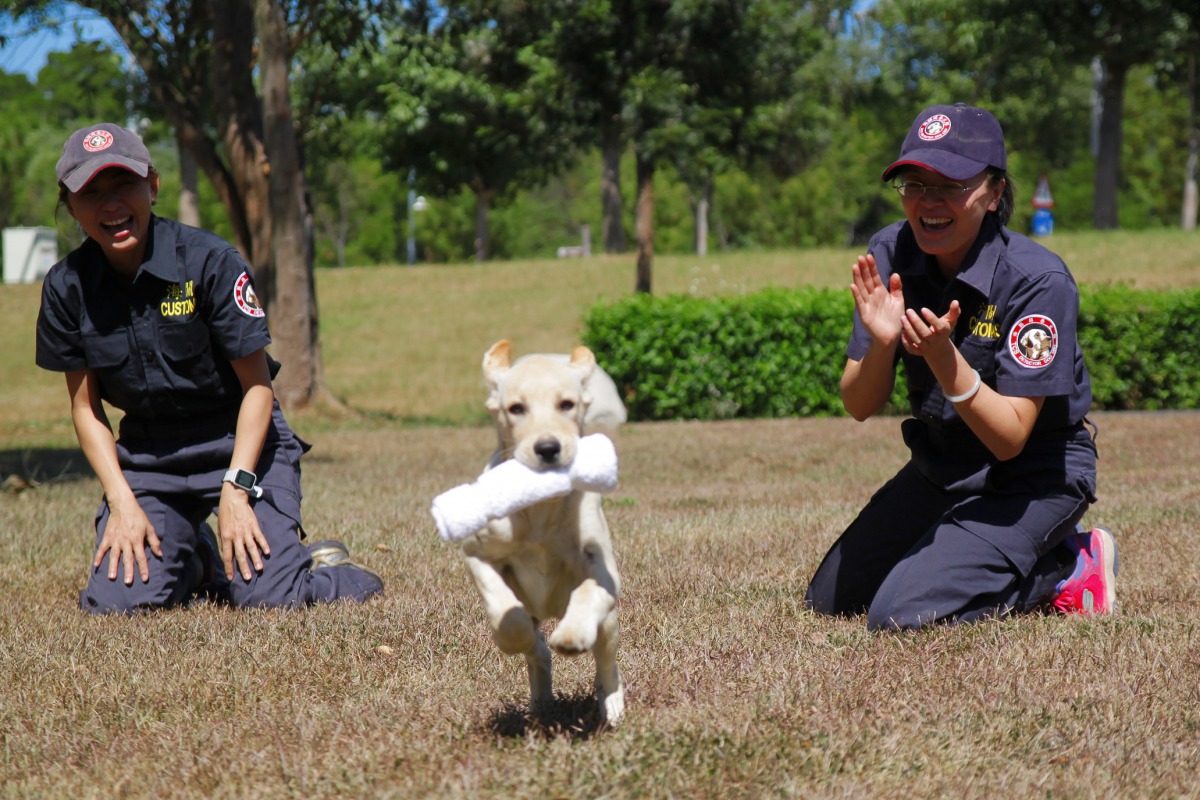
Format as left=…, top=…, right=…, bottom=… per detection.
left=892, top=179, right=987, bottom=200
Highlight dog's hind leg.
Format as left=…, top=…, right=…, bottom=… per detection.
left=593, top=610, right=624, bottom=725
left=526, top=627, right=553, bottom=713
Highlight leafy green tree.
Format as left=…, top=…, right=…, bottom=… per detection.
left=1008, top=1, right=1194, bottom=230
left=872, top=0, right=1195, bottom=231
left=362, top=1, right=579, bottom=262
left=4, top=0, right=382, bottom=409
left=0, top=70, right=53, bottom=230
left=664, top=1, right=856, bottom=256
left=36, top=39, right=128, bottom=125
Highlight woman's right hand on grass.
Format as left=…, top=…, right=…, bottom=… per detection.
left=95, top=495, right=162, bottom=585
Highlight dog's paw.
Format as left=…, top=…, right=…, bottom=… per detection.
left=493, top=607, right=539, bottom=655
left=548, top=621, right=596, bottom=657
left=600, top=684, right=625, bottom=726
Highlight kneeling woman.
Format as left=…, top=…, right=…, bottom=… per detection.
left=805, top=104, right=1116, bottom=631
left=37, top=123, right=383, bottom=613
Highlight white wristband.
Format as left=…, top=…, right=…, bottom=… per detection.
left=945, top=369, right=982, bottom=403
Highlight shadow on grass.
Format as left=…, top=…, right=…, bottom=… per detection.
left=1, top=447, right=93, bottom=488
left=486, top=690, right=609, bottom=741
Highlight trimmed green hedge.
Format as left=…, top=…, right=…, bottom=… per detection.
left=581, top=286, right=1200, bottom=421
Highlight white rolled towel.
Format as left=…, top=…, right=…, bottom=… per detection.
left=431, top=433, right=619, bottom=542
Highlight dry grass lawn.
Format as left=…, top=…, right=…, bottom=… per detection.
left=2, top=413, right=1199, bottom=798
left=2, top=231, right=1200, bottom=798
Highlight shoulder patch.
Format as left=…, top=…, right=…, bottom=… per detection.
left=234, top=272, right=266, bottom=318
left=1009, top=314, right=1057, bottom=368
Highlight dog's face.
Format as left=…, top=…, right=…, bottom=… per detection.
left=483, top=340, right=595, bottom=470
left=1020, top=328, right=1051, bottom=359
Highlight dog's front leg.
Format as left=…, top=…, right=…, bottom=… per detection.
left=462, top=553, right=553, bottom=710
left=548, top=566, right=624, bottom=726
left=593, top=609, right=624, bottom=726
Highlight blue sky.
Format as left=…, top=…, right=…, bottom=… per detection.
left=0, top=5, right=124, bottom=79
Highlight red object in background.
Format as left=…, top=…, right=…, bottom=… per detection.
left=1032, top=174, right=1055, bottom=209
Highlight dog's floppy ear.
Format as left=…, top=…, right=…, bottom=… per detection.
left=569, top=345, right=597, bottom=378
left=568, top=346, right=597, bottom=410
left=483, top=339, right=513, bottom=412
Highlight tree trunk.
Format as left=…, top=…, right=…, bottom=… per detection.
left=1093, top=57, right=1126, bottom=230
left=177, top=131, right=201, bottom=227
left=210, top=0, right=274, bottom=298
left=693, top=175, right=712, bottom=256
left=255, top=0, right=320, bottom=409
left=601, top=127, right=627, bottom=254
left=1184, top=51, right=1198, bottom=232
left=473, top=179, right=493, bottom=262
left=634, top=152, right=654, bottom=294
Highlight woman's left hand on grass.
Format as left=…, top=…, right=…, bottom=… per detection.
left=217, top=487, right=271, bottom=581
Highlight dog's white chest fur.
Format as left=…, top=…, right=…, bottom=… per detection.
left=466, top=490, right=613, bottom=622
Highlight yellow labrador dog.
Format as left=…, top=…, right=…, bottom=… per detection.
left=459, top=340, right=625, bottom=725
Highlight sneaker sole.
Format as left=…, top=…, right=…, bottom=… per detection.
left=1091, top=527, right=1118, bottom=613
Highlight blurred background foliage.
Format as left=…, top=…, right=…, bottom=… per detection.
left=1, top=0, right=1197, bottom=267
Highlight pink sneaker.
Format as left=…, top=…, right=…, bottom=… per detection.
left=1052, top=527, right=1118, bottom=614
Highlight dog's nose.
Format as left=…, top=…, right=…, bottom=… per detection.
left=533, top=438, right=561, bottom=464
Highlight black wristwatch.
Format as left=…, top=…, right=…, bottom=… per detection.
left=223, top=468, right=263, bottom=498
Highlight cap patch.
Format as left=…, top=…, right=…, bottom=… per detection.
left=918, top=114, right=952, bottom=142
left=83, top=130, right=115, bottom=152
left=1009, top=314, right=1057, bottom=368
left=234, top=272, right=266, bottom=318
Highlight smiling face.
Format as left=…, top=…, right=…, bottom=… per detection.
left=898, top=166, right=1004, bottom=276
left=65, top=167, right=159, bottom=275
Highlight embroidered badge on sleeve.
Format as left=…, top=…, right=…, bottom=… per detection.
left=234, top=271, right=266, bottom=318
left=1009, top=314, right=1057, bottom=368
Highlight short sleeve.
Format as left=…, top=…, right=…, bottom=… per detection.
left=202, top=247, right=272, bottom=361
left=994, top=271, right=1079, bottom=398
left=35, top=266, right=87, bottom=373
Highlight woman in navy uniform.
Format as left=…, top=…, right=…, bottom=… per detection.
left=36, top=123, right=383, bottom=613
left=805, top=104, right=1117, bottom=630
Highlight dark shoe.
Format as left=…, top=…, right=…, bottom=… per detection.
left=308, top=539, right=384, bottom=597
left=193, top=522, right=232, bottom=605
left=308, top=539, right=352, bottom=568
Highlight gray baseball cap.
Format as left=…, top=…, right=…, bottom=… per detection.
left=56, top=124, right=153, bottom=192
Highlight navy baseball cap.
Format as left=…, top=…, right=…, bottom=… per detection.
left=56, top=124, right=153, bottom=192
left=882, top=103, right=1006, bottom=182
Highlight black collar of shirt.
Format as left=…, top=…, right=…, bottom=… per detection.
left=74, top=215, right=181, bottom=294
left=135, top=216, right=184, bottom=285
left=893, top=213, right=1005, bottom=300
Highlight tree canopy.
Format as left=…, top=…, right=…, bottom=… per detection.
left=2, top=0, right=1197, bottom=276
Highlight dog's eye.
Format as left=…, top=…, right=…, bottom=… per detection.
left=507, top=403, right=525, bottom=415
left=559, top=400, right=576, bottom=412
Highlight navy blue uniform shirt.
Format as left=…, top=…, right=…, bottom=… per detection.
left=36, top=216, right=277, bottom=423
left=846, top=214, right=1096, bottom=492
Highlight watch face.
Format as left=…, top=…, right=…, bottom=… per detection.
left=232, top=469, right=255, bottom=489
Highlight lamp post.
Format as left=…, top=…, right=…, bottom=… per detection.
left=407, top=167, right=416, bottom=265
left=407, top=167, right=429, bottom=266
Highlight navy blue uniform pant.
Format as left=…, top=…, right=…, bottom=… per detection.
left=80, top=409, right=380, bottom=614
left=804, top=461, right=1089, bottom=631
